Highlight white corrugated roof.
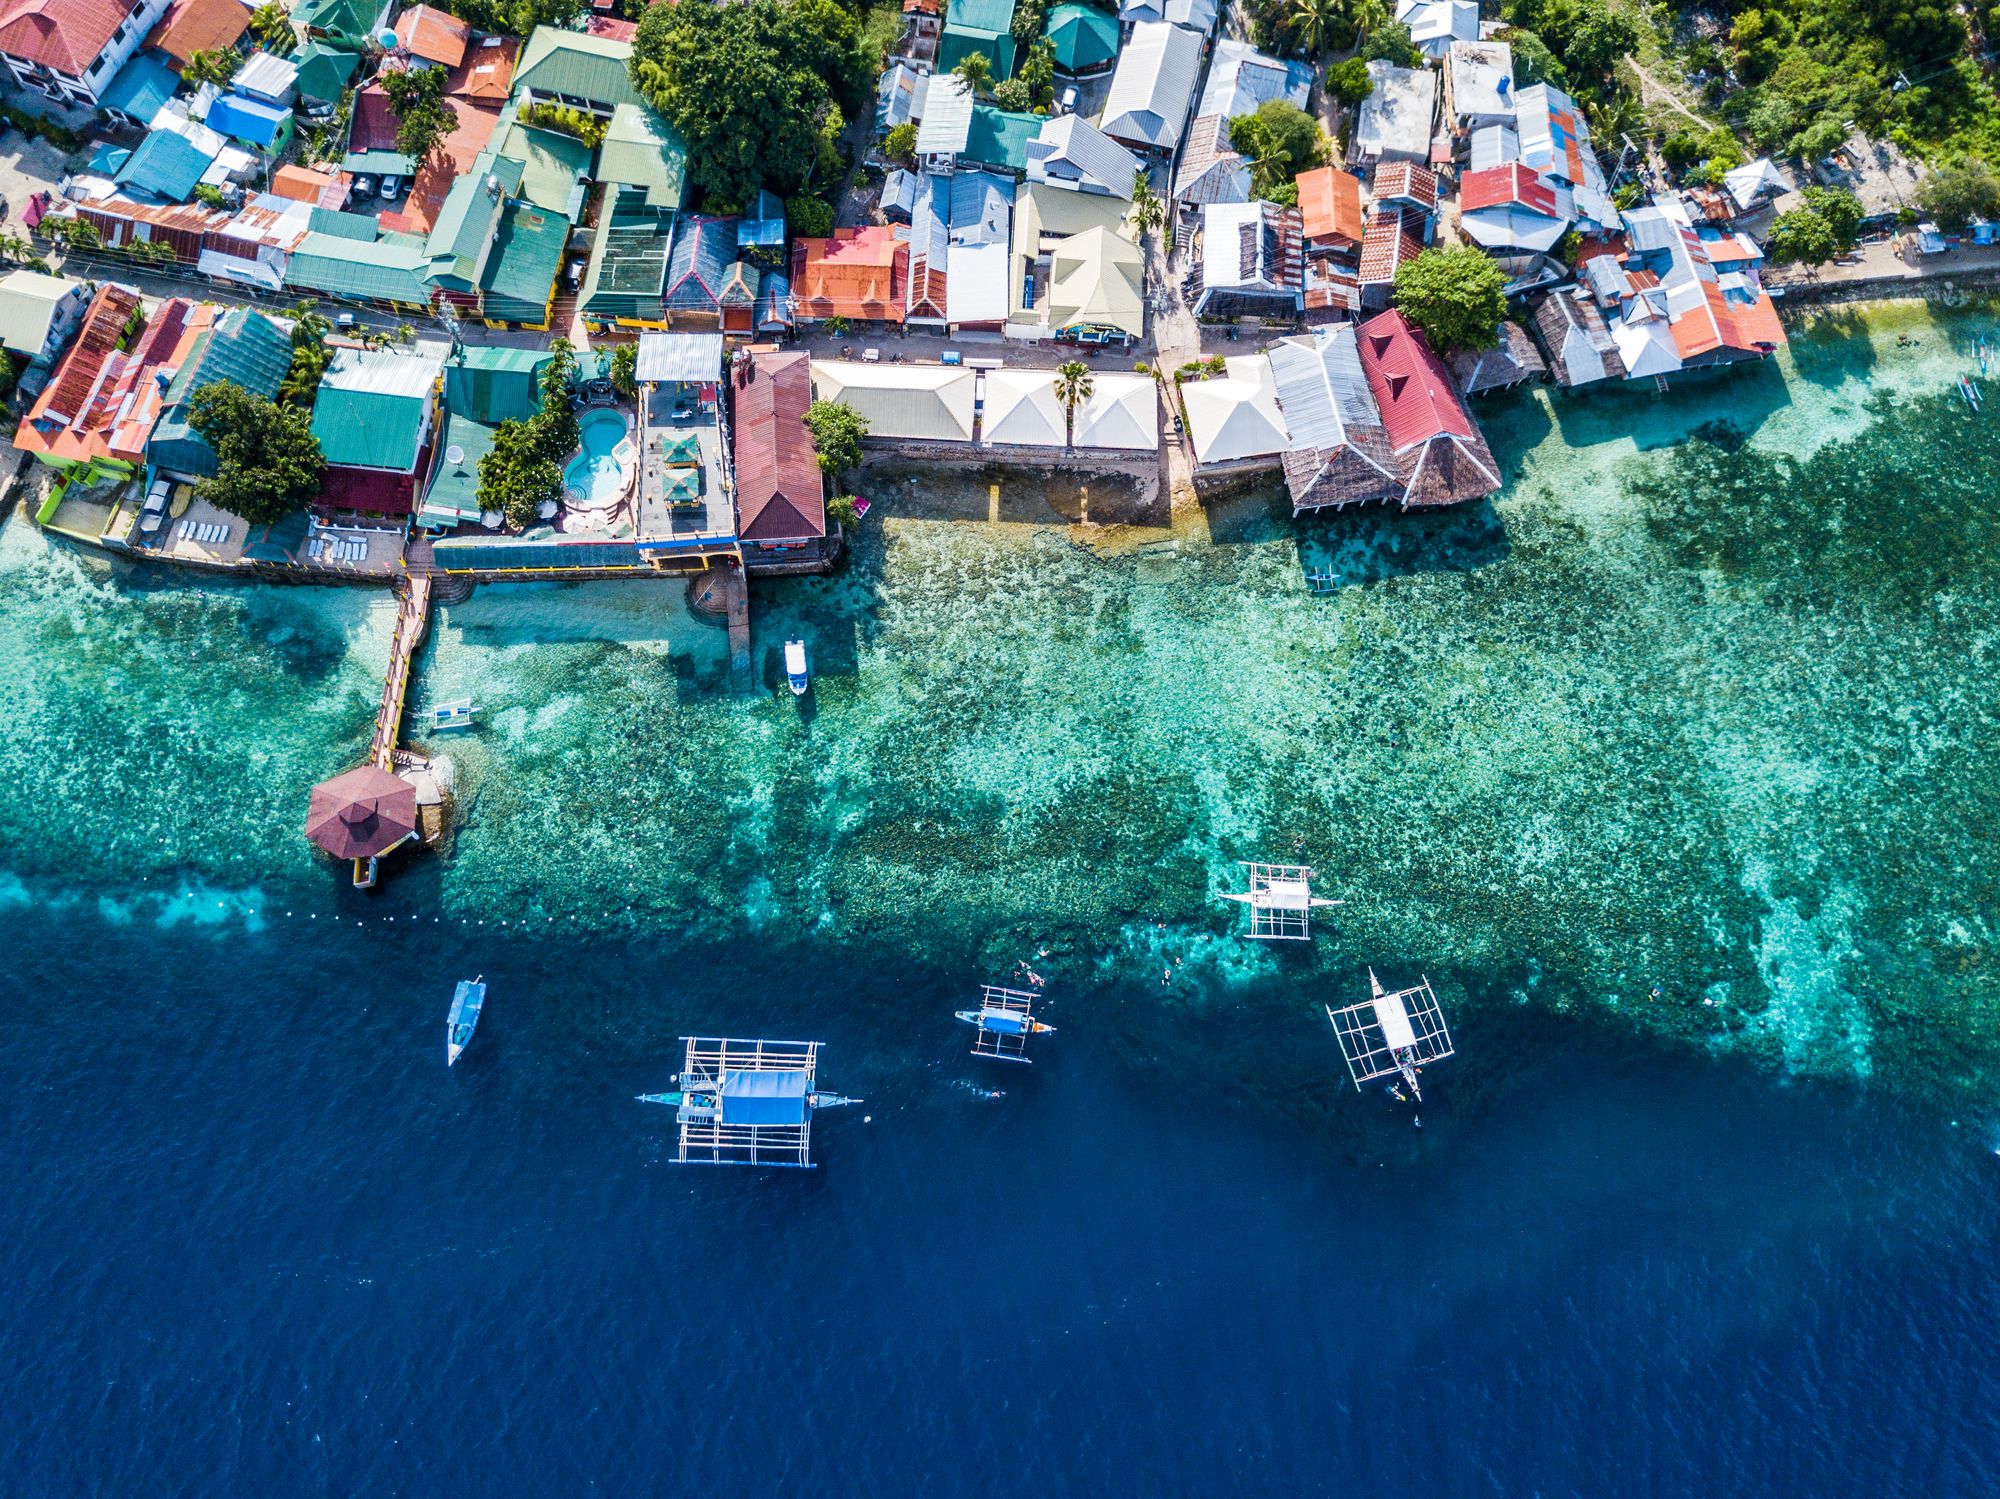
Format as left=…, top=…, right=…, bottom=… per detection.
left=980, top=367, right=1069, bottom=447
left=915, top=73, right=975, bottom=156
left=1267, top=325, right=1380, bottom=455
left=636, top=332, right=724, bottom=383
left=1099, top=22, right=1202, bottom=150
left=1195, top=40, right=1311, bottom=121
left=321, top=345, right=445, bottom=400
left=809, top=361, right=977, bottom=441
left=1181, top=355, right=1289, bottom=464
left=946, top=241, right=1011, bottom=324
left=1025, top=113, right=1140, bottom=200
left=1071, top=372, right=1158, bottom=450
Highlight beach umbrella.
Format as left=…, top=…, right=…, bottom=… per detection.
left=305, top=766, right=417, bottom=860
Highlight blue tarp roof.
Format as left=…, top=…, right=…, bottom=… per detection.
left=101, top=50, right=180, bottom=123
left=207, top=93, right=290, bottom=150
left=115, top=131, right=217, bottom=203
left=718, top=1069, right=809, bottom=1125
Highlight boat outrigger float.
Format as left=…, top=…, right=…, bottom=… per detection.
left=446, top=976, right=486, bottom=1067
left=429, top=697, right=478, bottom=731
left=644, top=1037, right=860, bottom=1167
left=1325, top=969, right=1455, bottom=1103
left=956, top=984, right=1055, bottom=1062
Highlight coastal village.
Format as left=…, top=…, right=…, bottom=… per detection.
left=0, top=0, right=1987, bottom=877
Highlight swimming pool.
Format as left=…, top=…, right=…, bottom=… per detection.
left=562, top=410, right=635, bottom=511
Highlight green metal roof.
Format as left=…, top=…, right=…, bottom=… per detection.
left=294, top=0, right=378, bottom=37
left=1044, top=2, right=1119, bottom=71
left=424, top=155, right=524, bottom=289
left=312, top=384, right=426, bottom=470
left=512, top=26, right=646, bottom=111
left=341, top=148, right=415, bottom=176
left=596, top=104, right=688, bottom=211
left=490, top=119, right=593, bottom=218
left=308, top=207, right=382, bottom=241
left=940, top=0, right=1018, bottom=79
left=101, top=50, right=180, bottom=123
left=479, top=201, right=570, bottom=324
left=445, top=346, right=549, bottom=425
left=422, top=410, right=497, bottom=524
left=115, top=131, right=215, bottom=203
left=291, top=41, right=360, bottom=103
left=283, top=232, right=434, bottom=305
left=966, top=106, right=1039, bottom=172
left=148, top=311, right=295, bottom=478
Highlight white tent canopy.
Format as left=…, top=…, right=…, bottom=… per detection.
left=1180, top=355, right=1289, bottom=464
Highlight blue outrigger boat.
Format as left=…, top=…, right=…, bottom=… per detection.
left=446, top=976, right=486, bottom=1067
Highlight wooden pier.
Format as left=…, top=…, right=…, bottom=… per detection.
left=371, top=574, right=432, bottom=770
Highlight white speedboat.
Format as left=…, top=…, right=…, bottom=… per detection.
left=784, top=639, right=809, bottom=696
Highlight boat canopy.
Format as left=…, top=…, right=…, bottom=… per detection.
left=979, top=1009, right=1030, bottom=1034
left=719, top=1068, right=811, bottom=1125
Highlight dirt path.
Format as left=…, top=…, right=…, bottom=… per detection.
left=1626, top=57, right=1712, bottom=130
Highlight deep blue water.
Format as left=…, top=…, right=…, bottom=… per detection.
left=5, top=899, right=1999, bottom=1495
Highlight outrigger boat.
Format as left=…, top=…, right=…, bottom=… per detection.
left=428, top=697, right=477, bottom=731
left=446, top=976, right=486, bottom=1067
left=958, top=984, right=1055, bottom=1062
left=635, top=1083, right=862, bottom=1110
left=1961, top=375, right=1982, bottom=412
left=784, top=639, right=810, bottom=696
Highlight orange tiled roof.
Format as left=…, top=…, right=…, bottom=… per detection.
left=144, top=0, right=248, bottom=68
left=791, top=227, right=908, bottom=323
left=393, top=3, right=472, bottom=67
left=1295, top=165, right=1363, bottom=247
left=17, top=292, right=220, bottom=470
left=445, top=34, right=517, bottom=103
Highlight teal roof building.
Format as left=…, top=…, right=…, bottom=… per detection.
left=147, top=311, right=294, bottom=479
left=939, top=0, right=1019, bottom=81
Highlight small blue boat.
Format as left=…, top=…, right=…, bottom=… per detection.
left=429, top=697, right=477, bottom=731
left=446, top=976, right=486, bottom=1067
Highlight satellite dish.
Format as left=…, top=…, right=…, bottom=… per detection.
left=445, top=444, right=465, bottom=464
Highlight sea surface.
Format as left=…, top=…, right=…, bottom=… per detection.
left=3, top=300, right=1999, bottom=1493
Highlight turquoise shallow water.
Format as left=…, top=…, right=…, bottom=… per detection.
left=0, top=298, right=1995, bottom=1088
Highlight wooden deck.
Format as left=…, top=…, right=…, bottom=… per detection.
left=370, top=574, right=432, bottom=771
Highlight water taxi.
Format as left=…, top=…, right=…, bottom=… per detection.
left=429, top=698, right=477, bottom=731
left=784, top=640, right=810, bottom=696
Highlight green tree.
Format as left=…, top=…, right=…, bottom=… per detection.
left=788, top=194, right=835, bottom=238
left=1801, top=186, right=1863, bottom=250
left=1227, top=100, right=1327, bottom=199
left=1017, top=38, right=1056, bottom=108
left=1392, top=246, right=1508, bottom=352
left=381, top=65, right=457, bottom=168
left=439, top=0, right=586, bottom=31
left=186, top=381, right=326, bottom=526
left=1128, top=177, right=1166, bottom=239
left=1053, top=360, right=1093, bottom=446
left=804, top=398, right=868, bottom=482
left=631, top=0, right=872, bottom=208
left=954, top=51, right=994, bottom=97
left=182, top=49, right=241, bottom=88
left=1502, top=27, right=1566, bottom=89
left=992, top=77, right=1033, bottom=112
left=1010, top=0, right=1048, bottom=44
left=1916, top=160, right=2000, bottom=232
left=478, top=417, right=565, bottom=530
left=1792, top=118, right=1846, bottom=166
left=281, top=302, right=333, bottom=406
left=883, top=121, right=918, bottom=164
left=609, top=342, right=638, bottom=400
left=1765, top=207, right=1837, bottom=267
left=249, top=3, right=293, bottom=48
left=1287, top=0, right=1343, bottom=55
left=1503, top=0, right=1635, bottom=94
left=1326, top=57, right=1374, bottom=108
left=1358, top=19, right=1421, bottom=67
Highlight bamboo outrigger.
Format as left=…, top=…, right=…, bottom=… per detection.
left=640, top=1037, right=860, bottom=1167
left=1218, top=861, right=1343, bottom=940
left=956, top=985, right=1055, bottom=1062
left=1326, top=970, right=1455, bottom=1102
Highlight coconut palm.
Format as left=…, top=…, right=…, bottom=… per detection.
left=1128, top=178, right=1166, bottom=240
left=954, top=52, right=995, bottom=98
left=1053, top=360, right=1094, bottom=447
left=1347, top=0, right=1391, bottom=38
left=1288, top=0, right=1343, bottom=56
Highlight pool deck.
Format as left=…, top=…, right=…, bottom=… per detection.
left=635, top=392, right=732, bottom=541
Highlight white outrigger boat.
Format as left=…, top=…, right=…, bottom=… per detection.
left=428, top=697, right=477, bottom=731
left=446, top=976, right=486, bottom=1066
left=784, top=639, right=810, bottom=696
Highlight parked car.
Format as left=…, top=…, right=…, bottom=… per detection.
left=353, top=174, right=377, bottom=198
left=940, top=349, right=962, bottom=366
left=378, top=174, right=403, bottom=199
left=861, top=347, right=881, bottom=363
left=566, top=258, right=585, bottom=288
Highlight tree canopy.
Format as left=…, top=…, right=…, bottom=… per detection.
left=381, top=65, right=456, bottom=167
left=1502, top=0, right=1635, bottom=96
left=438, top=0, right=585, bottom=32
left=1326, top=57, right=1374, bottom=108
left=1765, top=206, right=1837, bottom=266
left=1392, top=247, right=1508, bottom=353
left=631, top=0, right=872, bottom=209
left=804, top=399, right=867, bottom=481
left=479, top=342, right=580, bottom=529
left=1227, top=101, right=1326, bottom=200
left=186, top=382, right=326, bottom=526
left=1916, top=160, right=2000, bottom=232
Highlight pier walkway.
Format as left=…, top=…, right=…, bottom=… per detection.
left=371, top=574, right=432, bottom=770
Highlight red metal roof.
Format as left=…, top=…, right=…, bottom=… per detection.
left=1355, top=308, right=1475, bottom=451
left=348, top=85, right=402, bottom=154
left=0, top=0, right=129, bottom=76
left=1459, top=163, right=1557, bottom=218
left=1295, top=165, right=1363, bottom=246
left=732, top=351, right=826, bottom=543
left=319, top=463, right=418, bottom=515
left=584, top=14, right=636, bottom=40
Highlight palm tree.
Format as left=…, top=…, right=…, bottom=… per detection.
left=1053, top=360, right=1094, bottom=447
left=954, top=52, right=994, bottom=98
left=1347, top=0, right=1391, bottom=38
left=1289, top=0, right=1343, bottom=56
left=1128, top=178, right=1167, bottom=241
